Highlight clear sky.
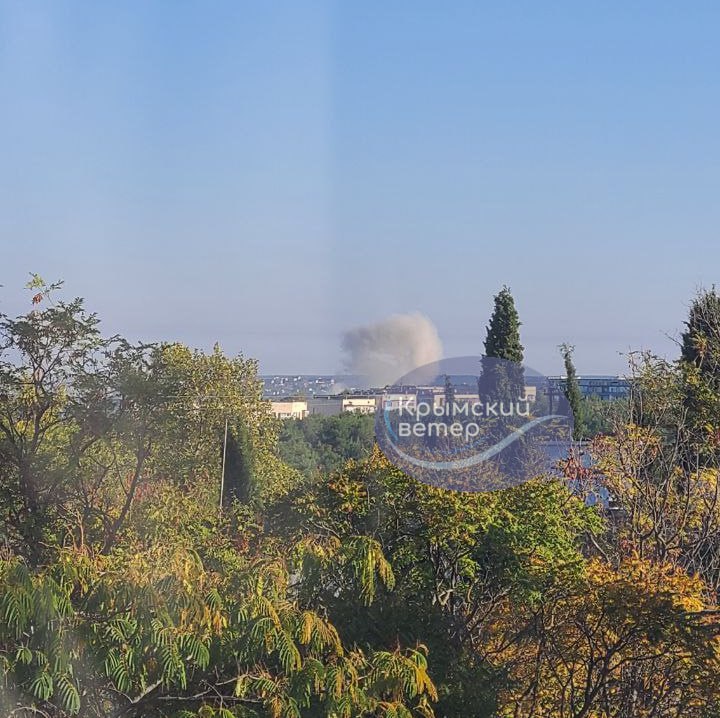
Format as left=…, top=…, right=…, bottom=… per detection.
left=1, top=2, right=719, bottom=375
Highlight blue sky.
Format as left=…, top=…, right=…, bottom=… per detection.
left=1, top=2, right=719, bottom=375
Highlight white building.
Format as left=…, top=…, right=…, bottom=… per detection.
left=308, top=395, right=378, bottom=416
left=269, top=400, right=308, bottom=419
left=341, top=396, right=376, bottom=414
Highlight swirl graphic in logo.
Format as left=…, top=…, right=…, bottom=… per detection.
left=374, top=356, right=574, bottom=492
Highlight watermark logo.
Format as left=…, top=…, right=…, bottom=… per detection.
left=375, top=356, right=574, bottom=492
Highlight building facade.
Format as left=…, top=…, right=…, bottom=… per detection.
left=546, top=375, right=630, bottom=402
left=269, top=400, right=308, bottom=419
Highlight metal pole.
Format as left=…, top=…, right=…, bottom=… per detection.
left=219, top=417, right=228, bottom=509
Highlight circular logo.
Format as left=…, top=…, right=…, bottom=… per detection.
left=374, top=356, right=574, bottom=492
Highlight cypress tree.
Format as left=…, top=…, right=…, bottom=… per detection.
left=479, top=286, right=525, bottom=402
left=444, top=374, right=455, bottom=420
left=222, top=422, right=256, bottom=506
left=559, top=343, right=585, bottom=441
left=681, top=287, right=720, bottom=374
left=680, top=288, right=720, bottom=459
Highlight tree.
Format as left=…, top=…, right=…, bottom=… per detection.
left=0, top=505, right=438, bottom=718
left=579, top=394, right=616, bottom=438
left=482, top=286, right=524, bottom=362
left=679, top=288, right=720, bottom=463
left=681, top=286, right=720, bottom=371
left=479, top=287, right=525, bottom=402
left=145, top=342, right=299, bottom=506
left=222, top=421, right=256, bottom=506
left=273, top=449, right=600, bottom=717
left=592, top=352, right=720, bottom=593
left=559, top=343, right=586, bottom=441
left=443, top=374, right=455, bottom=420
left=8, top=275, right=720, bottom=718
left=0, top=276, right=168, bottom=558
left=486, top=556, right=720, bottom=718
left=0, top=277, right=438, bottom=718
left=277, top=412, right=375, bottom=478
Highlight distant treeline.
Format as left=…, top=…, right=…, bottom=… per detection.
left=277, top=412, right=376, bottom=476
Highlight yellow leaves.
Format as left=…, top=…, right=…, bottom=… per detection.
left=210, top=606, right=228, bottom=634
left=487, top=553, right=720, bottom=718
left=332, top=668, right=345, bottom=702
left=575, top=555, right=710, bottom=627
left=347, top=536, right=396, bottom=605
left=296, top=610, right=343, bottom=656
left=233, top=673, right=248, bottom=698
left=293, top=534, right=342, bottom=565
left=299, top=610, right=314, bottom=645
left=367, top=647, right=438, bottom=710
left=406, top=647, right=438, bottom=703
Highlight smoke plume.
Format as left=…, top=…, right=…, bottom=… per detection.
left=341, top=313, right=443, bottom=388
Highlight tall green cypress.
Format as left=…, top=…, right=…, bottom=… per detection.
left=559, top=343, right=585, bottom=441
left=444, top=374, right=456, bottom=420
left=680, top=288, right=720, bottom=457
left=681, top=287, right=720, bottom=373
left=484, top=286, right=524, bottom=363
left=479, top=286, right=525, bottom=402
left=222, top=422, right=256, bottom=506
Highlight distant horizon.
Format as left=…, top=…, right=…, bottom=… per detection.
left=0, top=273, right=688, bottom=378
left=0, top=274, right=689, bottom=378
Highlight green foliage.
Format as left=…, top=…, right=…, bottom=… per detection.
left=0, top=275, right=108, bottom=553
left=147, top=342, right=294, bottom=503
left=480, top=286, right=524, bottom=402
left=0, top=514, right=437, bottom=717
left=273, top=449, right=600, bottom=716
left=277, top=412, right=375, bottom=478
left=580, top=393, right=619, bottom=437
left=681, top=286, right=720, bottom=370
left=223, top=422, right=257, bottom=506
left=680, top=288, right=720, bottom=460
left=483, top=286, right=524, bottom=363
left=559, top=343, right=586, bottom=440
left=5, top=277, right=720, bottom=718
left=0, top=279, right=436, bottom=718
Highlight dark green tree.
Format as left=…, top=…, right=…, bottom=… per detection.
left=444, top=374, right=456, bottom=420
left=681, top=287, right=720, bottom=372
left=679, top=288, right=720, bottom=463
left=222, top=421, right=256, bottom=505
left=277, top=412, right=375, bottom=478
left=479, top=286, right=525, bottom=402
left=581, top=394, right=616, bottom=438
left=560, top=343, right=586, bottom=441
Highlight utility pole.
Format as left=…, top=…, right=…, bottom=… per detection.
left=174, top=394, right=232, bottom=510
left=219, top=417, right=228, bottom=509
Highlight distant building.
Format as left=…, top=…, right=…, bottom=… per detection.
left=269, top=400, right=308, bottom=419
left=432, top=392, right=478, bottom=410
left=431, top=386, right=537, bottom=410
left=381, top=384, right=538, bottom=413
left=307, top=397, right=343, bottom=416
left=271, top=379, right=542, bottom=419
left=379, top=389, right=417, bottom=412
left=261, top=375, right=344, bottom=398
left=307, top=395, right=378, bottom=416
left=340, top=396, right=376, bottom=414
left=547, top=375, right=630, bottom=403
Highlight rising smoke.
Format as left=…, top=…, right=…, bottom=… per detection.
left=341, top=313, right=443, bottom=388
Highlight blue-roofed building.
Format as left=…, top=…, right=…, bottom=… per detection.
left=547, top=375, right=631, bottom=402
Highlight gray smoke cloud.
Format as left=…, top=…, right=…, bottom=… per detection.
left=341, top=313, right=444, bottom=388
